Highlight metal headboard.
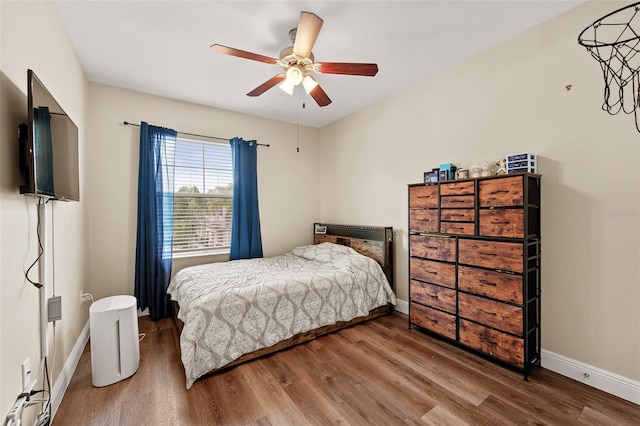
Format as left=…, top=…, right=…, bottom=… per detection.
left=314, top=223, right=393, bottom=242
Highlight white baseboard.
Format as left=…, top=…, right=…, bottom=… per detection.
left=394, top=298, right=408, bottom=315
left=51, top=320, right=90, bottom=419
left=541, top=349, right=640, bottom=405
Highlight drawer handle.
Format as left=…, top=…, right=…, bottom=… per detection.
left=491, top=221, right=510, bottom=225
left=479, top=251, right=497, bottom=256
left=479, top=308, right=497, bottom=316
left=490, top=190, right=510, bottom=194
left=427, top=246, right=439, bottom=250
left=428, top=318, right=439, bottom=324
left=479, top=279, right=497, bottom=286
left=427, top=270, right=438, bottom=275
left=417, top=195, right=433, bottom=199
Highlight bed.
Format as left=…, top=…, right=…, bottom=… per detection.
left=167, top=223, right=396, bottom=388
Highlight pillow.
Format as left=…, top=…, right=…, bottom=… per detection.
left=291, top=242, right=356, bottom=262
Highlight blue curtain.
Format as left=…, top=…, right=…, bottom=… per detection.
left=229, top=137, right=263, bottom=260
left=134, top=122, right=177, bottom=320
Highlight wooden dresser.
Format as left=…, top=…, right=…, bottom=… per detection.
left=408, top=173, right=541, bottom=377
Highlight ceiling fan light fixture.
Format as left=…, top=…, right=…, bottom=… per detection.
left=279, top=79, right=295, bottom=95
left=285, top=65, right=304, bottom=86
left=302, top=75, right=318, bottom=94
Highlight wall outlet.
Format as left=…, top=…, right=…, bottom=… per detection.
left=21, top=358, right=31, bottom=389
left=80, top=291, right=94, bottom=305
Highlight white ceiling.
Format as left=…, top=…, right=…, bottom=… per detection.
left=55, top=1, right=585, bottom=128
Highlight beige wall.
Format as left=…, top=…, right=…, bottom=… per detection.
left=2, top=2, right=638, bottom=419
left=87, top=84, right=321, bottom=299
left=319, top=1, right=640, bottom=381
left=0, top=0, right=90, bottom=419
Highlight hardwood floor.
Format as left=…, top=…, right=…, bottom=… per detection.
left=53, top=313, right=639, bottom=425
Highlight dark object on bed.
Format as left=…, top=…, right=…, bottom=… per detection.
left=171, top=223, right=395, bottom=382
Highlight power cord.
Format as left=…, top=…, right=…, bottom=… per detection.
left=24, top=198, right=47, bottom=288
left=35, top=325, right=56, bottom=425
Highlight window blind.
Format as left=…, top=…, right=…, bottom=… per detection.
left=172, top=137, right=232, bottom=254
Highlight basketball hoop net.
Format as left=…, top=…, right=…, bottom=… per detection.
left=579, top=2, right=640, bottom=131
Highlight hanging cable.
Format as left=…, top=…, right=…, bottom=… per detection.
left=42, top=356, right=51, bottom=421
left=25, top=198, right=46, bottom=288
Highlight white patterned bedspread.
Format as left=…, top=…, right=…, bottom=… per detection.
left=167, top=242, right=396, bottom=388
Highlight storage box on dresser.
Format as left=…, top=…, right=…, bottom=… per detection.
left=408, top=173, right=541, bottom=378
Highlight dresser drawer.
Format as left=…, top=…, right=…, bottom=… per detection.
left=479, top=209, right=524, bottom=238
left=409, top=258, right=455, bottom=288
left=440, top=195, right=475, bottom=208
left=458, top=293, right=523, bottom=336
left=409, top=209, right=438, bottom=233
left=459, top=319, right=524, bottom=367
left=411, top=303, right=456, bottom=340
left=410, top=280, right=456, bottom=314
left=441, top=209, right=475, bottom=222
left=479, top=176, right=523, bottom=207
left=409, top=185, right=438, bottom=208
left=458, top=239, right=523, bottom=273
left=440, top=181, right=474, bottom=196
left=458, top=265, right=523, bottom=304
left=440, top=222, right=475, bottom=236
left=409, top=235, right=455, bottom=262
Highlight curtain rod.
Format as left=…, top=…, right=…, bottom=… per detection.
left=122, top=121, right=270, bottom=147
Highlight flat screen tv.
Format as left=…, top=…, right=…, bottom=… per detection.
left=19, top=69, right=79, bottom=202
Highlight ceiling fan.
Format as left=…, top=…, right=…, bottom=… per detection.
left=211, top=11, right=378, bottom=107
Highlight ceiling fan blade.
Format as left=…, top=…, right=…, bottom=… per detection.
left=211, top=44, right=278, bottom=65
left=247, top=74, right=286, bottom=97
left=309, top=84, right=332, bottom=107
left=317, top=62, right=379, bottom=77
left=293, top=11, right=323, bottom=58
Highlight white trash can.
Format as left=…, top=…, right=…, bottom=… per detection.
left=89, top=295, right=140, bottom=387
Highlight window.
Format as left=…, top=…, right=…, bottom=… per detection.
left=172, top=136, right=232, bottom=256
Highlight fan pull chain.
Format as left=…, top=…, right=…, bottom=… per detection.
left=296, top=88, right=304, bottom=152
left=296, top=87, right=300, bottom=152
left=299, top=101, right=306, bottom=153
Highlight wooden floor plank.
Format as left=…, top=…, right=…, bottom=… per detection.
left=296, top=341, right=415, bottom=424
left=119, top=391, right=156, bottom=426
left=345, top=325, right=491, bottom=406
left=53, top=313, right=640, bottom=425
left=421, top=405, right=472, bottom=426
left=578, top=405, right=625, bottom=426
left=237, top=360, right=307, bottom=425
left=315, top=331, right=441, bottom=417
